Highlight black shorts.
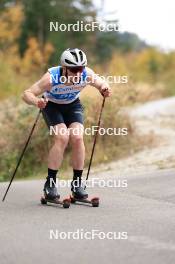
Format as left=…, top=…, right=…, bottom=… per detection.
left=42, top=98, right=84, bottom=128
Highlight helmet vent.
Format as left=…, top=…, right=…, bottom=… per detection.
left=65, top=59, right=77, bottom=65
left=79, top=51, right=83, bottom=61
left=70, top=51, right=78, bottom=62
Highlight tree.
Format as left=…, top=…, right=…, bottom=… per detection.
left=18, top=0, right=96, bottom=64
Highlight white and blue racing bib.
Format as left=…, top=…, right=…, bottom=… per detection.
left=44, top=66, right=87, bottom=104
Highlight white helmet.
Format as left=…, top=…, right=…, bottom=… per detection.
left=60, top=48, right=87, bottom=67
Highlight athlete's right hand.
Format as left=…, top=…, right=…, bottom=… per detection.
left=36, top=98, right=48, bottom=109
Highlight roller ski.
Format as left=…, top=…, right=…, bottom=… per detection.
left=70, top=179, right=99, bottom=207
left=40, top=196, right=70, bottom=208
left=40, top=179, right=70, bottom=209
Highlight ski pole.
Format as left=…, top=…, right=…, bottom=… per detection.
left=85, top=96, right=106, bottom=187
left=2, top=109, right=41, bottom=202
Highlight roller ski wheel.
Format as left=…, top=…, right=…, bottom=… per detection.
left=70, top=195, right=99, bottom=207
left=91, top=197, right=100, bottom=207
left=40, top=196, right=70, bottom=209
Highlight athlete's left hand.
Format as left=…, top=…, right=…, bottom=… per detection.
left=100, top=85, right=112, bottom=97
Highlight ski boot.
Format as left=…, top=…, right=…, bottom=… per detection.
left=40, top=179, right=70, bottom=208
left=71, top=178, right=88, bottom=199
left=70, top=179, right=99, bottom=207
left=43, top=179, right=60, bottom=200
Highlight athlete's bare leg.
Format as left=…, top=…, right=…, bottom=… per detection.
left=69, top=122, right=85, bottom=170
left=48, top=123, right=69, bottom=170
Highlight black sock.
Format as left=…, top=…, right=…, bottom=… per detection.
left=47, top=168, right=58, bottom=185
left=73, top=169, right=83, bottom=181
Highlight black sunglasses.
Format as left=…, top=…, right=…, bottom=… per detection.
left=67, top=66, right=85, bottom=73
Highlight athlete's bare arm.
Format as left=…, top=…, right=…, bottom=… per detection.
left=22, top=72, right=51, bottom=108
left=86, top=67, right=111, bottom=97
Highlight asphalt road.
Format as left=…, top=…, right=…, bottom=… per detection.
left=1, top=169, right=175, bottom=264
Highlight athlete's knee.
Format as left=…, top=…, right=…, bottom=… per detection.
left=54, top=133, right=69, bottom=147
left=70, top=134, right=84, bottom=145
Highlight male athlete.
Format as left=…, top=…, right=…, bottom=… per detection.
left=22, top=48, right=111, bottom=200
